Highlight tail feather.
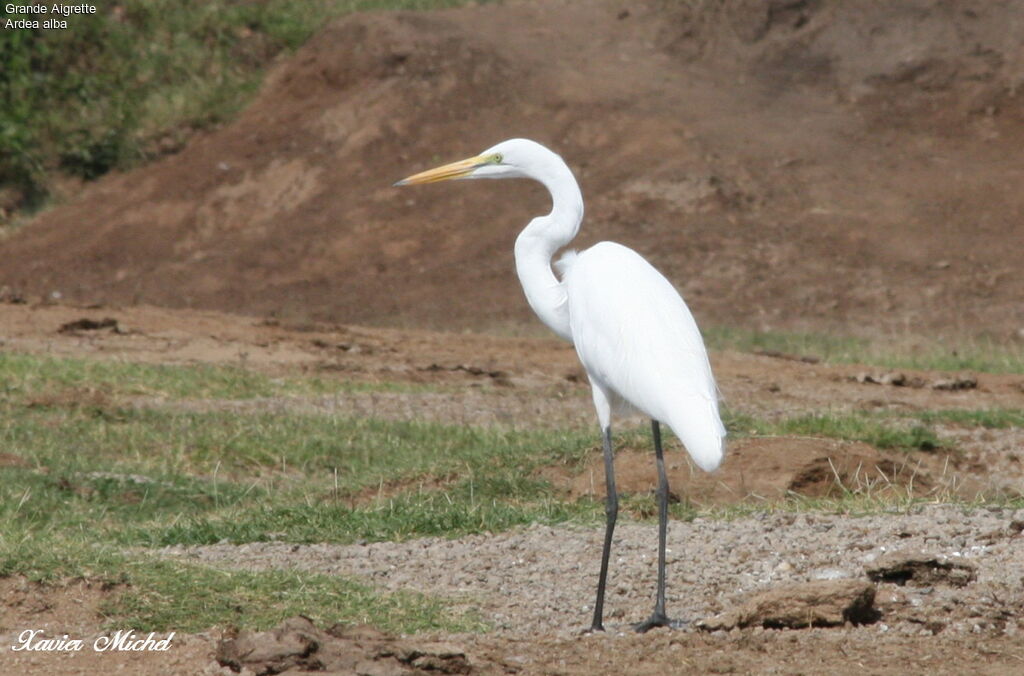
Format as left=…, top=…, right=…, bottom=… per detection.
left=666, top=397, right=725, bottom=472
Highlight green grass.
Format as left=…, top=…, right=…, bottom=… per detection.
left=723, top=409, right=943, bottom=451
left=914, top=408, right=1024, bottom=430
left=0, top=352, right=436, bottom=408
left=0, top=352, right=601, bottom=630
left=706, top=326, right=1024, bottom=374
left=0, top=0, right=492, bottom=221
left=127, top=492, right=594, bottom=548
left=0, top=400, right=599, bottom=537
left=0, top=400, right=592, bottom=631
left=0, top=540, right=483, bottom=633
left=0, top=351, right=316, bottom=401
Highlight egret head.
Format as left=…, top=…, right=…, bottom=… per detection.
left=394, top=138, right=557, bottom=185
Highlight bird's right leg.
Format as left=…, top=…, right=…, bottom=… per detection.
left=590, top=423, right=618, bottom=632
left=634, top=419, right=676, bottom=633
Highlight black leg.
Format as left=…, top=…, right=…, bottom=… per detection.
left=634, top=419, right=675, bottom=633
left=590, top=424, right=617, bottom=632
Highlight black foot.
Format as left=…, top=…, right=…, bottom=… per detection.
left=633, top=614, right=687, bottom=633
left=585, top=623, right=605, bottom=634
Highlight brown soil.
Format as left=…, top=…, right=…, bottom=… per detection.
left=1, top=0, right=1023, bottom=339
left=0, top=578, right=213, bottom=675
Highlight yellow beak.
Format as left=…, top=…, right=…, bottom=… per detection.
left=394, top=155, right=488, bottom=186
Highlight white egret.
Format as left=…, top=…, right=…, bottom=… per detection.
left=396, top=138, right=725, bottom=632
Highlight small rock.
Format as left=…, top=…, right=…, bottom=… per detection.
left=217, top=616, right=323, bottom=674
left=696, top=579, right=878, bottom=630
left=931, top=375, right=977, bottom=391
left=809, top=567, right=850, bottom=581
left=0, top=286, right=26, bottom=304
left=58, top=317, right=120, bottom=334
left=854, top=371, right=925, bottom=387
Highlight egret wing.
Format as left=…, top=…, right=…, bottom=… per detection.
left=563, top=242, right=725, bottom=470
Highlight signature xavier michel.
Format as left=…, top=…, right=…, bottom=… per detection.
left=10, top=629, right=174, bottom=652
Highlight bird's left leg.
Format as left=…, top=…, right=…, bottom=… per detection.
left=589, top=423, right=618, bottom=633
left=587, top=383, right=617, bottom=633
left=634, top=419, right=678, bottom=632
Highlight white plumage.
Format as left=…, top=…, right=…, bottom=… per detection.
left=562, top=241, right=725, bottom=472
left=397, top=138, right=725, bottom=632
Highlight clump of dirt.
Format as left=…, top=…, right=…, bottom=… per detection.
left=57, top=317, right=121, bottom=335
left=217, top=616, right=477, bottom=675
left=1, top=1, right=1023, bottom=339
left=866, top=550, right=978, bottom=588
left=697, top=579, right=879, bottom=630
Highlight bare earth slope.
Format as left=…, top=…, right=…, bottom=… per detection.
left=1, top=0, right=1022, bottom=337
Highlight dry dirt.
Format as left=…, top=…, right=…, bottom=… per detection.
left=1, top=301, right=1024, bottom=674
left=1, top=0, right=1023, bottom=339
left=2, top=0, right=1024, bottom=673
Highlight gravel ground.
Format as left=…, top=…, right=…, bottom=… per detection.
left=162, top=504, right=1024, bottom=639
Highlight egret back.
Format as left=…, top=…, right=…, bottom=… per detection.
left=562, top=242, right=725, bottom=471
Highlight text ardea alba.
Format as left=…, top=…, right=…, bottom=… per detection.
left=396, top=138, right=725, bottom=632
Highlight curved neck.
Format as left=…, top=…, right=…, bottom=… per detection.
left=513, top=156, right=584, bottom=342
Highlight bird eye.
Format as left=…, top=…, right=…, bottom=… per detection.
left=492, top=153, right=503, bottom=164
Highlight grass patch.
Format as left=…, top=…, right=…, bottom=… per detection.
left=0, top=539, right=481, bottom=633
left=705, top=327, right=868, bottom=363
left=128, top=491, right=595, bottom=547
left=1, top=401, right=598, bottom=535
left=0, top=347, right=562, bottom=632
left=706, top=326, right=1024, bottom=374
left=914, top=409, right=1024, bottom=430
left=0, top=352, right=313, bottom=402
left=111, top=560, right=486, bottom=633
left=0, top=377, right=597, bottom=630
left=723, top=409, right=943, bottom=451
left=0, top=351, right=435, bottom=409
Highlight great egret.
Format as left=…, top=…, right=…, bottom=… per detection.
left=396, top=138, right=725, bottom=632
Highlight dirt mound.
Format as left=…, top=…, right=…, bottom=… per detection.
left=0, top=1, right=1022, bottom=337
left=547, top=436, right=942, bottom=506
